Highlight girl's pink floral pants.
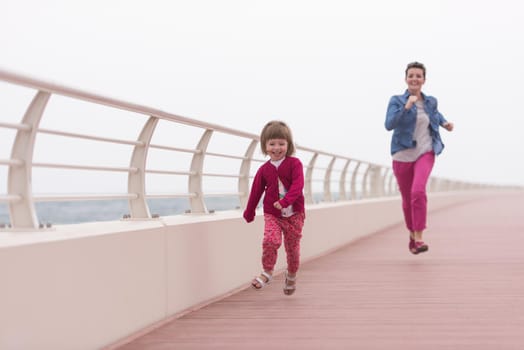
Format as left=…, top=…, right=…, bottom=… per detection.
left=262, top=212, right=305, bottom=274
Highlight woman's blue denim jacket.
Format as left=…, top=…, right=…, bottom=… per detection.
left=385, top=90, right=448, bottom=156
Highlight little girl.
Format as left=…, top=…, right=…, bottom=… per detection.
left=243, top=120, right=305, bottom=296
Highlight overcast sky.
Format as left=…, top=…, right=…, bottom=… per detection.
left=2, top=0, right=524, bottom=187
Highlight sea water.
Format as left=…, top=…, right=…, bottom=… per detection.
left=0, top=193, right=332, bottom=226
left=0, top=197, right=240, bottom=225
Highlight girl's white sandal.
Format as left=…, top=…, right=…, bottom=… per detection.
left=251, top=271, right=272, bottom=290
left=283, top=271, right=297, bottom=296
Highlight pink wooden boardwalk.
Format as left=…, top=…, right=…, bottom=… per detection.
left=115, top=193, right=524, bottom=350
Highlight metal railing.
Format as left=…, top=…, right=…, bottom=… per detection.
left=0, top=68, right=494, bottom=230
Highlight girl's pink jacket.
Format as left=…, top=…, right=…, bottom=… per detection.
left=243, top=156, right=305, bottom=222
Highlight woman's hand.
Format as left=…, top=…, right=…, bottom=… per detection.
left=442, top=122, right=454, bottom=131
left=405, top=95, right=418, bottom=110
left=273, top=201, right=282, bottom=210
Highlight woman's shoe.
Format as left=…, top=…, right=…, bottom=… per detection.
left=413, top=241, right=429, bottom=254
left=409, top=236, right=417, bottom=254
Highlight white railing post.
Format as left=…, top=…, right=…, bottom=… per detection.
left=7, top=91, right=51, bottom=229
left=370, top=165, right=383, bottom=197
left=388, top=170, right=398, bottom=195
left=188, top=129, right=213, bottom=214
left=339, top=159, right=350, bottom=200
left=381, top=167, right=390, bottom=197
left=128, top=116, right=158, bottom=218
left=428, top=177, right=436, bottom=192
left=238, top=140, right=258, bottom=210
left=350, top=161, right=361, bottom=200
left=305, top=152, right=318, bottom=204
left=362, top=163, right=372, bottom=198
left=323, top=156, right=336, bottom=202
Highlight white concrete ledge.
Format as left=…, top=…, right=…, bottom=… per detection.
left=0, top=191, right=511, bottom=350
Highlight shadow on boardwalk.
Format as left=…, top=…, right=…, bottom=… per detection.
left=117, top=193, right=524, bottom=350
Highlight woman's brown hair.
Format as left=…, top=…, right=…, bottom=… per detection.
left=405, top=61, right=426, bottom=78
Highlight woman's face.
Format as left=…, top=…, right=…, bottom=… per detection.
left=405, top=67, right=425, bottom=93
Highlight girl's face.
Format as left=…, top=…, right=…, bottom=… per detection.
left=265, top=138, right=288, bottom=161
left=405, top=68, right=425, bottom=94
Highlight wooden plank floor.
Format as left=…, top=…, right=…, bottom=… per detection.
left=115, top=193, right=524, bottom=350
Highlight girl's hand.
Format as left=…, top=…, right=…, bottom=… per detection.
left=273, top=201, right=282, bottom=210
left=243, top=210, right=255, bottom=223
left=443, top=122, right=454, bottom=131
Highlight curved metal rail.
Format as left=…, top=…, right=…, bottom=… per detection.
left=0, top=68, right=500, bottom=229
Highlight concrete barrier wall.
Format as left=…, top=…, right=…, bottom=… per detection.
left=0, top=191, right=495, bottom=349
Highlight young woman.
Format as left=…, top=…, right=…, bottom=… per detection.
left=385, top=62, right=454, bottom=254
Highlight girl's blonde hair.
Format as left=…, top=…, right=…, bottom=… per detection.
left=259, top=120, right=295, bottom=156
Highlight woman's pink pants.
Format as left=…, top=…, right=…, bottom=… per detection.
left=392, top=151, right=435, bottom=232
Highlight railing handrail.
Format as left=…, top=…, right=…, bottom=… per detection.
left=0, top=69, right=385, bottom=165
left=0, top=67, right=499, bottom=229
left=0, top=68, right=257, bottom=140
